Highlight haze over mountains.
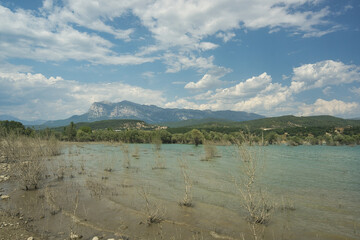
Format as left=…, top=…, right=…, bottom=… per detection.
left=38, top=101, right=264, bottom=127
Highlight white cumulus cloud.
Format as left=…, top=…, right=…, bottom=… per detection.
left=169, top=60, right=360, bottom=117
left=213, top=72, right=273, bottom=99
left=0, top=0, right=339, bottom=72
left=291, top=60, right=360, bottom=92
left=185, top=66, right=232, bottom=89
left=181, top=72, right=293, bottom=116
left=185, top=74, right=224, bottom=89
left=0, top=4, right=155, bottom=65
left=298, top=99, right=359, bottom=117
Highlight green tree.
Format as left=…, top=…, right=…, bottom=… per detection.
left=266, top=132, right=278, bottom=145
left=189, top=129, right=204, bottom=146
left=171, top=133, right=185, bottom=144
left=65, top=122, right=77, bottom=141
left=24, top=127, right=35, bottom=137
left=157, top=130, right=172, bottom=144
left=0, top=120, right=25, bottom=134
left=79, top=126, right=92, bottom=134
left=76, top=129, right=92, bottom=142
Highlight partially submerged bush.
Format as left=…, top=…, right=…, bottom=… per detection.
left=132, top=144, right=140, bottom=159
left=16, top=156, right=45, bottom=190
left=202, top=141, right=218, bottom=161
left=13, top=137, right=46, bottom=190
left=236, top=142, right=272, bottom=224
left=152, top=147, right=166, bottom=170
left=138, top=187, right=165, bottom=225
left=279, top=196, right=296, bottom=212
left=152, top=134, right=162, bottom=151
left=120, top=143, right=131, bottom=168
left=235, top=134, right=273, bottom=240
left=178, top=158, right=193, bottom=207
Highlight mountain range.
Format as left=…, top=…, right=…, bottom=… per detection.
left=0, top=115, right=46, bottom=126
left=39, top=100, right=264, bottom=128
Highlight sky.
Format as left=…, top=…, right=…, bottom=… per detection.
left=0, top=0, right=359, bottom=121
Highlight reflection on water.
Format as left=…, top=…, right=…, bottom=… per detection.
left=2, top=144, right=360, bottom=239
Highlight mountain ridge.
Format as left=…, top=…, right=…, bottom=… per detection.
left=40, top=100, right=264, bottom=128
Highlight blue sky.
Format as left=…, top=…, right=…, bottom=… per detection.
left=0, top=0, right=359, bottom=120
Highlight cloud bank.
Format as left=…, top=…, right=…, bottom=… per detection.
left=168, top=60, right=360, bottom=118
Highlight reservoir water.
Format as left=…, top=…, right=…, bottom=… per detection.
left=2, top=144, right=360, bottom=239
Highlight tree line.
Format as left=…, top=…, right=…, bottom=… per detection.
left=58, top=121, right=360, bottom=146
left=1, top=120, right=360, bottom=146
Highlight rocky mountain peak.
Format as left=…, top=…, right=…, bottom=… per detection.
left=41, top=100, right=265, bottom=127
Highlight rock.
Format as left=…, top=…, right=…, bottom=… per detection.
left=70, top=232, right=82, bottom=239
left=27, top=237, right=34, bottom=240
left=92, top=237, right=99, bottom=240
left=0, top=175, right=9, bottom=182
left=1, top=195, right=9, bottom=200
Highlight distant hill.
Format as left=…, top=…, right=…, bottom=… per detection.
left=40, top=100, right=264, bottom=128
left=167, top=115, right=360, bottom=133
left=161, top=118, right=234, bottom=128
left=235, top=115, right=360, bottom=129
left=0, top=115, right=46, bottom=126
left=51, top=119, right=158, bottom=132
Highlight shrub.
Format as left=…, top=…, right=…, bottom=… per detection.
left=178, top=158, right=193, bottom=207
left=138, top=187, right=165, bottom=225
left=235, top=134, right=273, bottom=240
left=120, top=144, right=131, bottom=168
left=202, top=141, right=218, bottom=161
left=0, top=133, right=62, bottom=190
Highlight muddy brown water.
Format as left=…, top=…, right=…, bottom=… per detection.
left=1, top=144, right=359, bottom=239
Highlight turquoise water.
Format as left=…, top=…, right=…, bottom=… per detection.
left=3, top=144, right=360, bottom=239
